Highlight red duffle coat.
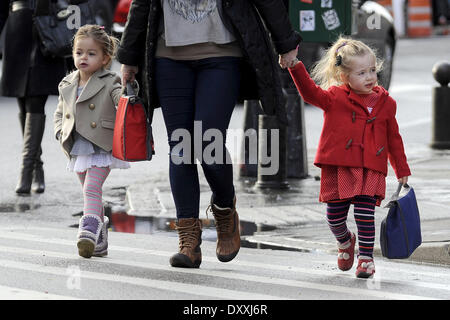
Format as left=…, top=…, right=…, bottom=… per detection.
left=288, top=61, right=411, bottom=179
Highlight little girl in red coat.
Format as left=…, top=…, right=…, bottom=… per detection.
left=284, top=37, right=411, bottom=278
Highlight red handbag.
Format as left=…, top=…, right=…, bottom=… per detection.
left=112, top=82, right=154, bottom=161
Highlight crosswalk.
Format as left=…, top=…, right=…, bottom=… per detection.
left=0, top=225, right=448, bottom=300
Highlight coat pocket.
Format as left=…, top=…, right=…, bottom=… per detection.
left=101, top=119, right=115, bottom=130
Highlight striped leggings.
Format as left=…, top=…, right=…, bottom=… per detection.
left=326, top=195, right=376, bottom=258
left=77, top=166, right=110, bottom=221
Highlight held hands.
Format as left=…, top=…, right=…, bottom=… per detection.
left=121, top=64, right=139, bottom=85
left=279, top=47, right=299, bottom=69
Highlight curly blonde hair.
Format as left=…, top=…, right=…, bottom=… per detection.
left=310, top=36, right=384, bottom=89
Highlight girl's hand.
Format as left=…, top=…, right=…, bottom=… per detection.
left=121, top=64, right=139, bottom=85
left=279, top=47, right=299, bottom=69
left=398, top=176, right=409, bottom=185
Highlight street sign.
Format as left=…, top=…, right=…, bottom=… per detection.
left=289, top=0, right=352, bottom=42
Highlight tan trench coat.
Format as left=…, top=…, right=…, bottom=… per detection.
left=53, top=68, right=122, bottom=159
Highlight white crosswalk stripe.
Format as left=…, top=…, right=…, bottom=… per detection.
left=0, top=284, right=81, bottom=300
left=0, top=226, right=448, bottom=300
left=0, top=258, right=280, bottom=300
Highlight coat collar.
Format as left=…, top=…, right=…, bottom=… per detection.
left=340, top=84, right=389, bottom=117
left=59, top=68, right=115, bottom=107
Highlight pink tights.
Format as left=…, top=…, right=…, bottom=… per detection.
left=76, top=166, right=110, bottom=222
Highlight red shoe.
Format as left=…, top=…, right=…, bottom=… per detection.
left=337, top=232, right=356, bottom=271
left=356, top=258, right=375, bottom=278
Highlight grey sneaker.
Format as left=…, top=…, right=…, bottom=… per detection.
left=93, top=216, right=109, bottom=257
left=77, top=214, right=103, bottom=258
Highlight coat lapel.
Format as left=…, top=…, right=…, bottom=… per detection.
left=366, top=86, right=389, bottom=118
left=76, top=69, right=109, bottom=103
left=60, top=71, right=79, bottom=114
left=347, top=87, right=371, bottom=116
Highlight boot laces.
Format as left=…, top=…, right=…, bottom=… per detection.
left=212, top=209, right=233, bottom=233
left=176, top=223, right=200, bottom=249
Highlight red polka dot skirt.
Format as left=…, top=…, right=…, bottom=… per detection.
left=320, top=165, right=386, bottom=206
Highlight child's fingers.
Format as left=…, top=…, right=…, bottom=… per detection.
left=398, top=176, right=409, bottom=185
left=121, top=72, right=135, bottom=86
left=120, top=65, right=138, bottom=85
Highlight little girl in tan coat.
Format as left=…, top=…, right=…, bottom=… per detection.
left=54, top=25, right=130, bottom=258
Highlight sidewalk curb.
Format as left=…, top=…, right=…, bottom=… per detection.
left=242, top=227, right=450, bottom=266
left=383, top=242, right=450, bottom=266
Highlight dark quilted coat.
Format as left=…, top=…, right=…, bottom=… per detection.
left=0, top=0, right=68, bottom=97
left=116, top=0, right=302, bottom=124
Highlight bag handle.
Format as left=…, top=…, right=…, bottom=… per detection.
left=126, top=82, right=136, bottom=97
left=124, top=80, right=140, bottom=97
left=384, top=182, right=410, bottom=208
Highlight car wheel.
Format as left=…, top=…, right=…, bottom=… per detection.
left=378, top=37, right=394, bottom=90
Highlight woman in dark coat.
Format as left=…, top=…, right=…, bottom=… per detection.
left=117, top=0, right=301, bottom=268
left=0, top=0, right=67, bottom=194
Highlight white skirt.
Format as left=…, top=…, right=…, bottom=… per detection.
left=67, top=152, right=131, bottom=172
left=67, top=132, right=131, bottom=172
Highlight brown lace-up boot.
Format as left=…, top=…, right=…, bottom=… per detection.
left=208, top=197, right=240, bottom=262
left=170, top=218, right=202, bottom=268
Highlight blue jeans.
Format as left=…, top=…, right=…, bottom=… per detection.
left=155, top=57, right=241, bottom=219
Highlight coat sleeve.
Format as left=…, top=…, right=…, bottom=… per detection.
left=288, top=61, right=333, bottom=111
left=116, top=0, right=151, bottom=66
left=110, top=78, right=140, bottom=110
left=387, top=102, right=411, bottom=179
left=250, top=0, right=302, bottom=54
left=54, top=92, right=64, bottom=140
left=110, top=75, right=123, bottom=108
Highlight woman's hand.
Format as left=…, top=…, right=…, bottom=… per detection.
left=121, top=64, right=139, bottom=85
left=398, top=176, right=409, bottom=185
left=279, top=47, right=299, bottom=69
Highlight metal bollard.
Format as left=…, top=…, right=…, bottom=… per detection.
left=279, top=68, right=309, bottom=178
left=238, top=86, right=309, bottom=179
left=238, top=100, right=263, bottom=177
left=255, top=114, right=289, bottom=189
left=430, top=61, right=450, bottom=149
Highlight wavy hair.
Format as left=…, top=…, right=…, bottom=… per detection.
left=310, top=36, right=384, bottom=90
left=73, top=24, right=120, bottom=69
